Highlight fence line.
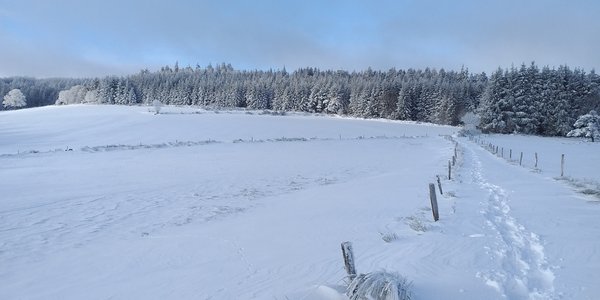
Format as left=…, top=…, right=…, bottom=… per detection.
left=470, top=136, right=566, bottom=177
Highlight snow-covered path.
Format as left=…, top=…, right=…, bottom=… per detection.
left=461, top=142, right=555, bottom=299
left=456, top=138, right=600, bottom=300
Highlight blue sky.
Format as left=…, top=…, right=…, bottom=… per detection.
left=1, top=0, right=599, bottom=78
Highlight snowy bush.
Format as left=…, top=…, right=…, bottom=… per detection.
left=83, top=90, right=100, bottom=103
left=347, top=271, right=412, bottom=300
left=380, top=232, right=400, bottom=243
left=3, top=89, right=27, bottom=109
left=404, top=215, right=428, bottom=232
left=55, top=85, right=88, bottom=105
left=152, top=100, right=163, bottom=114
left=567, top=110, right=600, bottom=142
left=460, top=112, right=481, bottom=135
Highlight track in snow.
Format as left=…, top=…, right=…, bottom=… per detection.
left=462, top=143, right=557, bottom=299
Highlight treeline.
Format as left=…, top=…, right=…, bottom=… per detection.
left=3, top=62, right=600, bottom=136
left=76, top=63, right=485, bottom=126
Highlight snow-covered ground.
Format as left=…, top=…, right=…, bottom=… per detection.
left=475, top=134, right=600, bottom=182
left=1, top=105, right=599, bottom=299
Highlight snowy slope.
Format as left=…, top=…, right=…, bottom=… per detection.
left=0, top=105, right=450, bottom=155
left=1, top=105, right=599, bottom=299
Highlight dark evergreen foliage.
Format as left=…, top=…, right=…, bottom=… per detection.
left=478, top=63, right=600, bottom=135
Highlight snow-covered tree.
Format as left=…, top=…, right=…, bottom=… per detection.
left=567, top=110, right=600, bottom=142
left=152, top=99, right=162, bottom=114
left=83, top=90, right=100, bottom=103
left=3, top=89, right=27, bottom=109
left=56, top=85, right=88, bottom=105
left=460, top=112, right=481, bottom=135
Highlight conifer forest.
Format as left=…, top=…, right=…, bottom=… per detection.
left=2, top=62, right=599, bottom=136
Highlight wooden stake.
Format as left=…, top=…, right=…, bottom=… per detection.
left=429, top=183, right=439, bottom=222
left=535, top=152, right=538, bottom=168
left=561, top=154, right=565, bottom=177
left=436, top=175, right=443, bottom=195
left=452, top=155, right=456, bottom=166
left=501, top=147, right=504, bottom=158
left=519, top=152, right=523, bottom=166
left=510, top=149, right=512, bottom=159
left=341, top=242, right=357, bottom=280
left=448, top=160, right=452, bottom=180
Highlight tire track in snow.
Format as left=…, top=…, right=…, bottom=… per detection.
left=465, top=144, right=557, bottom=299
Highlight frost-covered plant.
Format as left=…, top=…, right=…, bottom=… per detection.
left=380, top=232, right=400, bottom=243
left=152, top=100, right=162, bottom=114
left=567, top=110, right=600, bottom=142
left=404, top=215, right=428, bottom=232
left=460, top=111, right=481, bottom=135
left=3, top=89, right=26, bottom=109
left=55, top=85, right=87, bottom=105
left=347, top=271, right=412, bottom=300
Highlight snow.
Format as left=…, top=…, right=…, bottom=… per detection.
left=475, top=134, right=600, bottom=183
left=1, top=105, right=599, bottom=299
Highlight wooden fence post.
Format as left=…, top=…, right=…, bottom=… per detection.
left=436, top=175, right=443, bottom=195
left=561, top=154, right=565, bottom=177
left=519, top=152, right=523, bottom=166
left=510, top=149, right=512, bottom=159
left=501, top=147, right=504, bottom=158
left=341, top=242, right=357, bottom=280
left=429, top=183, right=439, bottom=221
left=448, top=160, right=452, bottom=180
left=535, top=152, right=538, bottom=168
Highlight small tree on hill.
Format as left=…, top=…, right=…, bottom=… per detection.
left=3, top=89, right=27, bottom=109
left=567, top=110, right=600, bottom=142
left=460, top=111, right=481, bottom=135
left=152, top=100, right=162, bottom=114
left=56, top=85, right=88, bottom=105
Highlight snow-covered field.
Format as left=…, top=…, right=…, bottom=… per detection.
left=1, top=105, right=599, bottom=299
left=475, top=134, right=600, bottom=184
